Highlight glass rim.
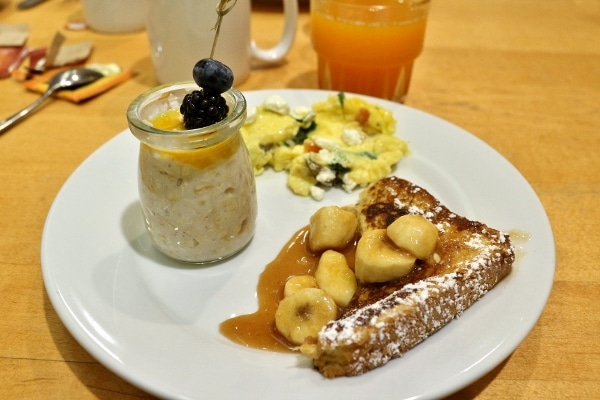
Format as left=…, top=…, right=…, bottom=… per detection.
left=311, top=0, right=430, bottom=9
left=310, top=0, right=431, bottom=4
left=126, top=82, right=246, bottom=150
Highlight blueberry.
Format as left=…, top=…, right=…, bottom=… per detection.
left=192, top=58, right=234, bottom=94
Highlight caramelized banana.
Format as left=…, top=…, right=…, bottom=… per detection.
left=386, top=214, right=438, bottom=259
left=309, top=206, right=358, bottom=251
left=355, top=229, right=416, bottom=283
left=284, top=275, right=318, bottom=298
left=275, top=288, right=338, bottom=345
left=315, top=250, right=357, bottom=307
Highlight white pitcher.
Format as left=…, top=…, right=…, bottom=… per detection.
left=146, top=0, right=298, bottom=85
left=82, top=0, right=148, bottom=33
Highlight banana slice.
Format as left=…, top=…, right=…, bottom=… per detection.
left=284, top=275, right=318, bottom=298
left=315, top=250, right=357, bottom=307
left=387, top=214, right=439, bottom=259
left=275, top=288, right=338, bottom=345
left=309, top=206, right=358, bottom=252
left=355, top=229, right=416, bottom=283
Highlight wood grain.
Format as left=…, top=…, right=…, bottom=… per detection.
left=1, top=0, right=598, bottom=398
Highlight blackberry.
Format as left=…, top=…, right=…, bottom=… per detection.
left=180, top=89, right=229, bottom=129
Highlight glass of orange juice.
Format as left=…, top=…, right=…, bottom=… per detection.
left=310, top=0, right=430, bottom=102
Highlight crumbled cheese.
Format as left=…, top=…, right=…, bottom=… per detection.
left=316, top=167, right=336, bottom=185
left=341, top=129, right=366, bottom=146
left=245, top=106, right=257, bottom=124
left=263, top=95, right=289, bottom=114
left=311, top=149, right=335, bottom=165
left=310, top=185, right=325, bottom=201
left=314, top=137, right=339, bottom=151
left=341, top=173, right=358, bottom=193
left=298, top=110, right=316, bottom=129
left=290, top=106, right=312, bottom=120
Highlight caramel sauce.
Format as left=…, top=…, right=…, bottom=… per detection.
left=219, top=226, right=356, bottom=352
left=508, top=229, right=531, bottom=264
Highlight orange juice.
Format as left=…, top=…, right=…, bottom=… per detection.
left=311, top=0, right=430, bottom=102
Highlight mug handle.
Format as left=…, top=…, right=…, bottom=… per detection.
left=250, top=0, right=298, bottom=62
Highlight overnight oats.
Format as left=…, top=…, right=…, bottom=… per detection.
left=127, top=82, right=257, bottom=263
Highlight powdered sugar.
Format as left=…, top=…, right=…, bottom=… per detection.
left=311, top=177, right=515, bottom=377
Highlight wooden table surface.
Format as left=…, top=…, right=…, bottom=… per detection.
left=1, top=0, right=598, bottom=398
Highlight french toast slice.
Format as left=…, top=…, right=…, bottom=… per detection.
left=301, top=177, right=515, bottom=378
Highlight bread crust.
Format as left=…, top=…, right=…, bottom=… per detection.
left=302, top=177, right=514, bottom=378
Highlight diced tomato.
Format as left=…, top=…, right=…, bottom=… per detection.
left=355, top=108, right=370, bottom=126
left=304, top=141, right=321, bottom=153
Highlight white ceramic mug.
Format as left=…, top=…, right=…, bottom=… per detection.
left=146, top=0, right=298, bottom=85
left=82, top=0, right=148, bottom=33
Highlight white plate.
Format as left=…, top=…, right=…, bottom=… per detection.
left=42, top=89, right=555, bottom=399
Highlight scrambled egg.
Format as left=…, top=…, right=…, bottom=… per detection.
left=241, top=93, right=408, bottom=200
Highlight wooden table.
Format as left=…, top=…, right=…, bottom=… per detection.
left=1, top=0, right=598, bottom=398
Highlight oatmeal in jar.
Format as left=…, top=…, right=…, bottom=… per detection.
left=127, top=82, right=257, bottom=263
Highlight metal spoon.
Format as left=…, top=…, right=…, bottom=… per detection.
left=0, top=68, right=104, bottom=134
left=17, top=0, right=48, bottom=9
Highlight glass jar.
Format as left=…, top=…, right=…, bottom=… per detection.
left=126, top=82, right=257, bottom=263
